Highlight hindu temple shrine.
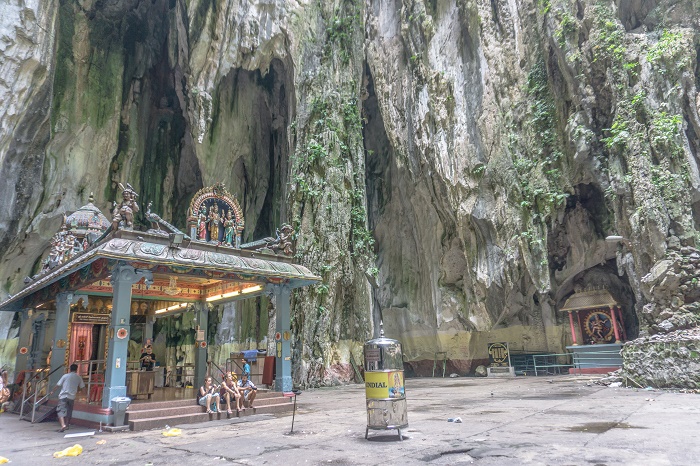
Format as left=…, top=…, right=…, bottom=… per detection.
left=0, top=182, right=318, bottom=429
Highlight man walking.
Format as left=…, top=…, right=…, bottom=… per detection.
left=55, top=364, right=84, bottom=432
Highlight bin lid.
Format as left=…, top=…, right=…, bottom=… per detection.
left=364, top=322, right=403, bottom=371
left=364, top=322, right=401, bottom=348
left=111, top=396, right=131, bottom=402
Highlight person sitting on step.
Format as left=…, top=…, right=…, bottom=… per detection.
left=197, top=376, right=221, bottom=414
left=220, top=372, right=241, bottom=414
left=237, top=373, right=257, bottom=409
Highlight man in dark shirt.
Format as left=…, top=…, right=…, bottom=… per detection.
left=139, top=345, right=156, bottom=371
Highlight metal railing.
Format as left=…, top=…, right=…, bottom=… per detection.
left=168, top=364, right=195, bottom=388
left=532, top=347, right=623, bottom=376
left=74, top=359, right=106, bottom=404
left=532, top=353, right=572, bottom=376
left=570, top=348, right=623, bottom=375
left=432, top=352, right=447, bottom=378
left=224, top=357, right=244, bottom=376
left=19, top=365, right=64, bottom=423
left=208, top=360, right=227, bottom=386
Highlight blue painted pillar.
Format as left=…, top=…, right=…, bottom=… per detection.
left=49, top=293, right=87, bottom=391
left=14, top=309, right=33, bottom=376
left=273, top=285, right=292, bottom=392
left=193, top=303, right=209, bottom=386
left=103, top=264, right=152, bottom=408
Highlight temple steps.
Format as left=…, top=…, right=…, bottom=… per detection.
left=126, top=392, right=293, bottom=431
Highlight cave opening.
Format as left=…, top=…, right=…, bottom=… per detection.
left=209, top=59, right=292, bottom=242
left=362, top=62, right=394, bottom=334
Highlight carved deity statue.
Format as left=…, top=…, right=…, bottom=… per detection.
left=197, top=205, right=208, bottom=241
left=208, top=204, right=221, bottom=242
left=112, top=183, right=140, bottom=230
left=223, top=210, right=235, bottom=246
left=267, top=224, right=294, bottom=255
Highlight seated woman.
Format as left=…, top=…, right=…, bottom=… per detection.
left=219, top=372, right=241, bottom=414
left=197, top=376, right=221, bottom=414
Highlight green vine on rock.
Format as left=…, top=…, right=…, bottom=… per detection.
left=511, top=58, right=569, bottom=222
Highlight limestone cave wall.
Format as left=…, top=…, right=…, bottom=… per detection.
left=1, top=0, right=700, bottom=386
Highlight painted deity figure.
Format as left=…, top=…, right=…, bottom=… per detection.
left=223, top=210, right=235, bottom=246
left=275, top=224, right=294, bottom=255
left=590, top=314, right=606, bottom=342
left=197, top=205, right=208, bottom=241
left=208, top=204, right=221, bottom=242
left=112, top=183, right=140, bottom=230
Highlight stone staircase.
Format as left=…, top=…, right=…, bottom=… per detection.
left=125, top=390, right=293, bottom=431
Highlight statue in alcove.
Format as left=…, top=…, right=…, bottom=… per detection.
left=208, top=204, right=221, bottom=242
left=112, top=183, right=140, bottom=230
left=267, top=224, right=294, bottom=255
left=197, top=205, right=208, bottom=241
left=223, top=210, right=236, bottom=246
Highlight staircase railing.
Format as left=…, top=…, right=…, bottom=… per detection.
left=19, top=365, right=65, bottom=423
left=18, top=368, right=47, bottom=420
left=208, top=360, right=227, bottom=387
left=224, top=357, right=245, bottom=376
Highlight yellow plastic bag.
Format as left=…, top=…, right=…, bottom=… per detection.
left=53, top=444, right=83, bottom=458
left=162, top=428, right=182, bottom=437
left=0, top=456, right=9, bottom=463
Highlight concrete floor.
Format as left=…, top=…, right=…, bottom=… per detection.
left=0, top=376, right=699, bottom=465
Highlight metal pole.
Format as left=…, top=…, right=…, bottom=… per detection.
left=19, top=375, right=28, bottom=419
left=289, top=394, right=297, bottom=434
left=506, top=343, right=512, bottom=369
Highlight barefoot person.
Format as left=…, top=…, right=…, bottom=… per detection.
left=198, top=376, right=221, bottom=414
left=237, top=373, right=257, bottom=409
left=55, top=364, right=85, bottom=432
left=220, top=373, right=241, bottom=414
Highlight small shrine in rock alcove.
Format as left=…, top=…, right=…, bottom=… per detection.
left=559, top=288, right=626, bottom=374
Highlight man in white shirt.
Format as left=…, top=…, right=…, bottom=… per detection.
left=55, top=363, right=85, bottom=432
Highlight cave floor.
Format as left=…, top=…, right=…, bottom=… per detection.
left=1, top=376, right=698, bottom=465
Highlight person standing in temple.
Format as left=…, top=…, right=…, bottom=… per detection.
left=241, top=358, right=251, bottom=377
left=139, top=345, right=157, bottom=371
left=55, top=364, right=85, bottom=432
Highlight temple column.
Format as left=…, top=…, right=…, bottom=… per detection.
left=610, top=306, right=621, bottom=343
left=103, top=264, right=152, bottom=408
left=272, top=285, right=292, bottom=392
left=568, top=311, right=578, bottom=345
left=193, top=302, right=209, bottom=386
left=14, top=309, right=33, bottom=376
left=144, top=316, right=154, bottom=344
left=49, top=293, right=87, bottom=391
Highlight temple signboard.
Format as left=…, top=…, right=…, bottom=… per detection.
left=488, top=342, right=510, bottom=367
left=72, top=312, right=111, bottom=324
